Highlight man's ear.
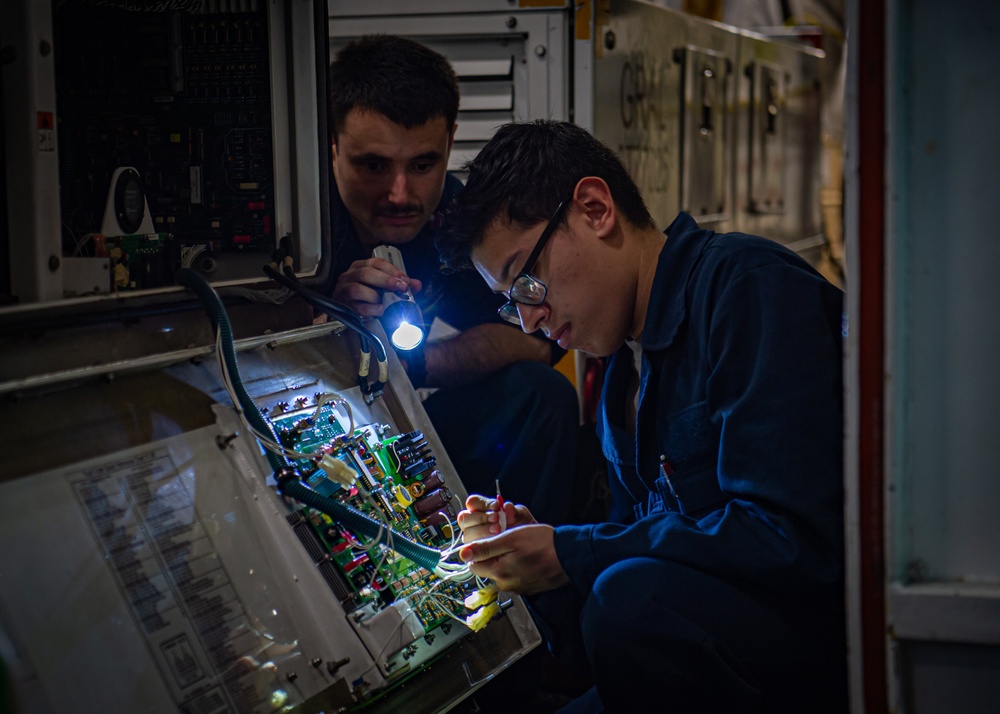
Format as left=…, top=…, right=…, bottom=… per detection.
left=447, top=123, right=458, bottom=154
left=573, top=177, right=616, bottom=239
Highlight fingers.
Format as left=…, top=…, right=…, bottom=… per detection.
left=457, top=495, right=503, bottom=543
left=506, top=502, right=537, bottom=528
left=458, top=525, right=568, bottom=595
left=464, top=494, right=495, bottom=512
left=331, top=280, right=385, bottom=317
left=458, top=532, right=515, bottom=564
left=367, top=257, right=422, bottom=295
left=457, top=496, right=538, bottom=544
left=331, top=259, right=419, bottom=316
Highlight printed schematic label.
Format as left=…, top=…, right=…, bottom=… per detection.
left=68, top=447, right=282, bottom=714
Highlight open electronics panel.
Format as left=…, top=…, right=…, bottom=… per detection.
left=0, top=323, right=541, bottom=714
left=0, top=5, right=542, bottom=706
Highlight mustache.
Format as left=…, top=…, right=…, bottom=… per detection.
left=376, top=205, right=422, bottom=217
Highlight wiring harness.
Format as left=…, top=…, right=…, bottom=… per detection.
left=175, top=268, right=473, bottom=583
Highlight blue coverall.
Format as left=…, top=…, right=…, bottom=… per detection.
left=329, top=175, right=581, bottom=525
left=543, top=213, right=847, bottom=712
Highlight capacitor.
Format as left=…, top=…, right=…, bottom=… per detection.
left=422, top=512, right=449, bottom=529
left=420, top=469, right=444, bottom=492
left=412, top=488, right=453, bottom=518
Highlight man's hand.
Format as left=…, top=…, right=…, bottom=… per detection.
left=457, top=494, right=535, bottom=542
left=332, top=257, right=422, bottom=317
left=457, top=524, right=570, bottom=595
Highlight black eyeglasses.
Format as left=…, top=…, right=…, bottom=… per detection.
left=497, top=198, right=571, bottom=326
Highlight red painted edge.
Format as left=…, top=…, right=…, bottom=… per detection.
left=857, top=0, right=888, bottom=710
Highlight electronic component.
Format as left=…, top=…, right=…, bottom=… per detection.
left=264, top=393, right=478, bottom=684
left=54, top=5, right=279, bottom=286
left=0, top=304, right=543, bottom=714
left=101, top=167, right=155, bottom=237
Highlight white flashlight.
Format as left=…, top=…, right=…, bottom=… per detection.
left=373, top=245, right=425, bottom=351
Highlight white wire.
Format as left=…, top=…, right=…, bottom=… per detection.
left=214, top=329, right=466, bottom=584
left=353, top=582, right=469, bottom=683
left=216, top=330, right=354, bottom=463
left=311, top=391, right=355, bottom=438
left=420, top=509, right=473, bottom=581
left=215, top=330, right=315, bottom=461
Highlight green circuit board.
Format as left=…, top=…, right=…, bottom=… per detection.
left=267, top=395, right=468, bottom=632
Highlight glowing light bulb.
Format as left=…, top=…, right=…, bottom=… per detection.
left=390, top=318, right=424, bottom=351
left=374, top=245, right=425, bottom=351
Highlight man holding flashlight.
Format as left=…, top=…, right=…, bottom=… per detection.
left=325, top=36, right=583, bottom=527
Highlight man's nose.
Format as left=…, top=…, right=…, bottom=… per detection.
left=517, top=303, right=546, bottom=334
left=387, top=169, right=410, bottom=203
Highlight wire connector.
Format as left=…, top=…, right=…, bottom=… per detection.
left=465, top=602, right=500, bottom=632
left=319, top=454, right=357, bottom=487
left=361, top=380, right=384, bottom=405
left=273, top=466, right=301, bottom=490
left=463, top=584, right=499, bottom=611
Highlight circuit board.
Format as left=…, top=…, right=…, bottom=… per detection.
left=54, top=3, right=277, bottom=285
left=265, top=393, right=481, bottom=691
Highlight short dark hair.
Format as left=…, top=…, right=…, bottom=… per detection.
left=329, top=35, right=459, bottom=138
left=438, top=120, right=655, bottom=270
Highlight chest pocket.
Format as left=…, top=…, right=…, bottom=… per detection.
left=654, top=400, right=728, bottom=518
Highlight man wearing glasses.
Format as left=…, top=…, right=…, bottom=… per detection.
left=325, top=36, right=584, bottom=527
left=441, top=120, right=847, bottom=712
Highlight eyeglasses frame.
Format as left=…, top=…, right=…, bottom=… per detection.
left=497, top=197, right=572, bottom=325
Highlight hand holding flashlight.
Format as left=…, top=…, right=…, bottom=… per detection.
left=373, top=245, right=425, bottom=351
left=330, top=249, right=421, bottom=318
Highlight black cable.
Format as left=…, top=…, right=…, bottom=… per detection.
left=262, top=264, right=388, bottom=402
left=175, top=268, right=440, bottom=572
left=262, top=264, right=386, bottom=362
left=176, top=268, right=289, bottom=474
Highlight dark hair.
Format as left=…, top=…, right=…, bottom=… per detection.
left=438, top=120, right=655, bottom=270
left=329, top=35, right=459, bottom=138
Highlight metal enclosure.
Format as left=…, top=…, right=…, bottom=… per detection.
left=879, top=0, right=1000, bottom=710
left=1, top=2, right=544, bottom=711
left=0, top=0, right=327, bottom=305
left=328, top=0, right=823, bottom=262
left=0, top=312, right=542, bottom=714
left=590, top=2, right=739, bottom=230
left=733, top=31, right=823, bottom=259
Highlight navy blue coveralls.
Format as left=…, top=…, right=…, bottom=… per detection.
left=329, top=175, right=581, bottom=525
left=542, top=213, right=847, bottom=712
